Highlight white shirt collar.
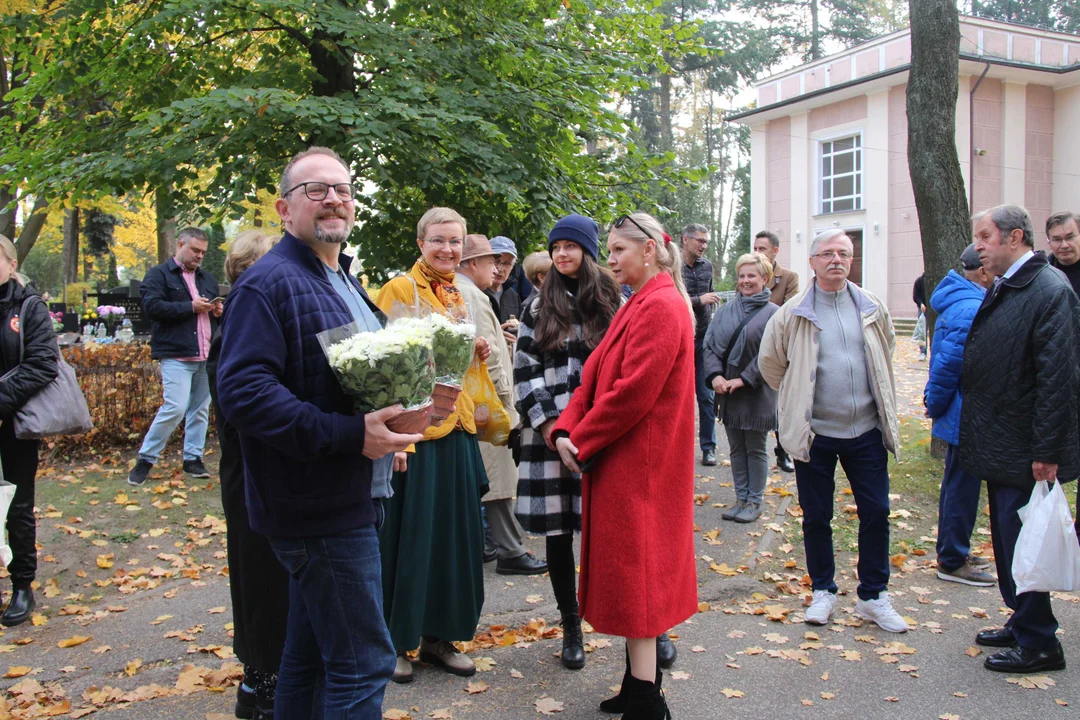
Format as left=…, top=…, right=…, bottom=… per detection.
left=1002, top=249, right=1035, bottom=280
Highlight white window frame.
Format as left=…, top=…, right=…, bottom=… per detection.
left=818, top=131, right=863, bottom=215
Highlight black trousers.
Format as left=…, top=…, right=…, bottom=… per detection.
left=0, top=421, right=39, bottom=586
left=215, top=405, right=289, bottom=673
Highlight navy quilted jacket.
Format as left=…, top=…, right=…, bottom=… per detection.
left=924, top=270, right=984, bottom=446
left=216, top=232, right=379, bottom=537
left=960, top=252, right=1080, bottom=486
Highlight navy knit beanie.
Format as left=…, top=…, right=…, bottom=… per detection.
left=547, top=214, right=600, bottom=261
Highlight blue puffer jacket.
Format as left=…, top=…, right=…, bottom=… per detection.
left=924, top=270, right=985, bottom=445
left=216, top=232, right=380, bottom=538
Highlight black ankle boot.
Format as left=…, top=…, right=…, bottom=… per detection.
left=619, top=673, right=671, bottom=720
left=600, top=645, right=663, bottom=714
left=656, top=633, right=677, bottom=668
left=1, top=584, right=34, bottom=627
left=561, top=612, right=586, bottom=669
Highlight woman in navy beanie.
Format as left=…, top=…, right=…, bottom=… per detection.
left=513, top=213, right=621, bottom=670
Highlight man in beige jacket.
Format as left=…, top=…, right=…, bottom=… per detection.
left=458, top=235, right=547, bottom=575
left=759, top=229, right=902, bottom=633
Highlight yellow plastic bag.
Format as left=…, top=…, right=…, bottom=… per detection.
left=463, top=359, right=512, bottom=446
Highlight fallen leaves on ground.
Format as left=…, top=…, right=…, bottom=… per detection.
left=534, top=696, right=564, bottom=715
left=473, top=657, right=495, bottom=672
left=57, top=635, right=92, bottom=649
left=1006, top=675, right=1056, bottom=690
left=721, top=688, right=744, bottom=699
left=465, top=681, right=489, bottom=695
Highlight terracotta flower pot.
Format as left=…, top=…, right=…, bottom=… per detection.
left=431, top=382, right=461, bottom=420
left=386, top=401, right=435, bottom=435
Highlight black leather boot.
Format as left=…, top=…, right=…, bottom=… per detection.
left=1, top=584, right=34, bottom=627
left=601, top=645, right=662, bottom=714
left=656, top=633, right=677, bottom=668
left=561, top=612, right=586, bottom=670
left=619, top=673, right=671, bottom=720
left=775, top=445, right=795, bottom=473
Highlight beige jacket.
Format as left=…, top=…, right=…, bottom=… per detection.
left=758, top=280, right=898, bottom=463
left=458, top=274, right=520, bottom=501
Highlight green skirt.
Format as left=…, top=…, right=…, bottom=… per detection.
left=379, top=430, right=488, bottom=651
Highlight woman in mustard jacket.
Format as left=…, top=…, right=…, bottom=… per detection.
left=376, top=207, right=491, bottom=685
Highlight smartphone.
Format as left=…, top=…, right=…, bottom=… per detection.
left=209, top=296, right=226, bottom=304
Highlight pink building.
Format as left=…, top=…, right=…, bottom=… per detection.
left=728, top=15, right=1080, bottom=318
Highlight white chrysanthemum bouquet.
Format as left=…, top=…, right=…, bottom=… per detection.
left=319, top=321, right=437, bottom=414
left=395, top=313, right=476, bottom=386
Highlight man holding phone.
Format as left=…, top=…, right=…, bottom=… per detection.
left=128, top=227, right=222, bottom=486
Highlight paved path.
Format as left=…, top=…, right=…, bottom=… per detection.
left=2, top=337, right=1076, bottom=718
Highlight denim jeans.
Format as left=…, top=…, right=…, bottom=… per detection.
left=794, top=428, right=891, bottom=601
left=725, top=426, right=769, bottom=504
left=138, top=359, right=211, bottom=464
left=936, top=443, right=982, bottom=571
left=989, top=482, right=1059, bottom=650
left=694, top=340, right=716, bottom=453
left=269, top=525, right=395, bottom=719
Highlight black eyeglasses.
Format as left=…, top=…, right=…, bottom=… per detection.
left=282, top=182, right=356, bottom=201
left=613, top=214, right=657, bottom=242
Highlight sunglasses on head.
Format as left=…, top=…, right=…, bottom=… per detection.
left=613, top=215, right=672, bottom=245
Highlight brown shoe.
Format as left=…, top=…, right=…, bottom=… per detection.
left=419, top=638, right=475, bottom=677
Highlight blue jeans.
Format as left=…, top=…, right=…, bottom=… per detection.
left=269, top=525, right=395, bottom=719
left=989, top=483, right=1059, bottom=650
left=138, top=359, right=210, bottom=464
left=794, top=429, right=891, bottom=601
left=694, top=340, right=716, bottom=453
left=936, top=444, right=982, bottom=571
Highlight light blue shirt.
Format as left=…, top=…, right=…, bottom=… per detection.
left=1002, top=249, right=1035, bottom=280
left=323, top=263, right=394, bottom=499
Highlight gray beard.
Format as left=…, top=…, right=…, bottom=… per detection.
left=314, top=223, right=351, bottom=245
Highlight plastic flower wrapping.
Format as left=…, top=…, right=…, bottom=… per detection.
left=318, top=321, right=437, bottom=413
left=395, top=313, right=476, bottom=386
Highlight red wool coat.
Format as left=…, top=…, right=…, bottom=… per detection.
left=554, top=273, right=698, bottom=637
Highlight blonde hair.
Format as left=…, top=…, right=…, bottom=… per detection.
left=609, top=212, right=692, bottom=318
left=522, top=251, right=552, bottom=286
left=417, top=207, right=467, bottom=241
left=0, top=236, right=28, bottom=286
left=225, top=230, right=281, bottom=284
left=735, top=252, right=774, bottom=285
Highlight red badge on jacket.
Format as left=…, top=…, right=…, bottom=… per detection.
left=9, top=316, right=18, bottom=334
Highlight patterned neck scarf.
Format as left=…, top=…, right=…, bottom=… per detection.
left=414, top=258, right=467, bottom=317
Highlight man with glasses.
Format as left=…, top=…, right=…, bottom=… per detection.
left=1043, top=210, right=1080, bottom=542
left=217, top=146, right=423, bottom=716
left=681, top=223, right=720, bottom=466
left=752, top=230, right=799, bottom=472
left=487, top=236, right=522, bottom=343
left=760, top=229, right=904, bottom=633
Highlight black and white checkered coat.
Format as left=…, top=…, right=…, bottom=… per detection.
left=513, top=294, right=593, bottom=535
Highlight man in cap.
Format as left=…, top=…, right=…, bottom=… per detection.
left=488, top=236, right=522, bottom=338
left=924, top=244, right=996, bottom=587
left=457, top=235, right=547, bottom=576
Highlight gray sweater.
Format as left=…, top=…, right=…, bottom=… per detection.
left=812, top=285, right=879, bottom=439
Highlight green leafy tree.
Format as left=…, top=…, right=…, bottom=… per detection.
left=203, top=223, right=227, bottom=285
left=4, top=0, right=708, bottom=278
left=968, top=0, right=1080, bottom=32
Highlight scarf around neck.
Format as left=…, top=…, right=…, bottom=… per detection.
left=414, top=257, right=466, bottom=316
left=705, top=289, right=772, bottom=375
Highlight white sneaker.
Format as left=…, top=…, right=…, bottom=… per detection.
left=854, top=592, right=909, bottom=633
left=804, top=590, right=838, bottom=625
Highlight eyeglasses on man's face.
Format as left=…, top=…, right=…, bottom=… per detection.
left=494, top=259, right=515, bottom=270
left=282, top=182, right=356, bottom=201
left=1049, top=232, right=1078, bottom=247
left=814, top=250, right=853, bottom=261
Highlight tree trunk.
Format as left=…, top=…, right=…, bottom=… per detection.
left=809, top=0, right=822, bottom=60
left=155, top=187, right=176, bottom=264
left=906, top=0, right=970, bottom=331
left=14, top=196, right=47, bottom=265
left=62, top=207, right=80, bottom=284
left=658, top=71, right=673, bottom=153
left=0, top=187, right=16, bottom=240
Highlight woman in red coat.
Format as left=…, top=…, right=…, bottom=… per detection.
left=553, top=212, right=697, bottom=720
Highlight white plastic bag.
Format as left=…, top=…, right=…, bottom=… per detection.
left=0, top=481, right=16, bottom=568
left=1012, top=481, right=1080, bottom=594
